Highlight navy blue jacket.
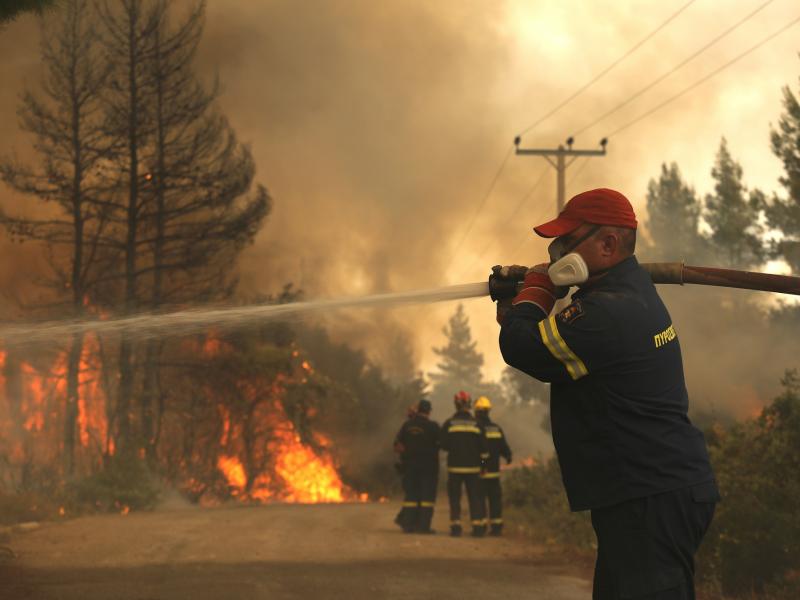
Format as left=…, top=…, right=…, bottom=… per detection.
left=440, top=410, right=489, bottom=474
left=394, top=414, right=440, bottom=468
left=499, top=256, right=714, bottom=511
left=476, top=415, right=512, bottom=477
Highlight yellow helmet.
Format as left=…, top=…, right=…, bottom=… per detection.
left=474, top=396, right=492, bottom=411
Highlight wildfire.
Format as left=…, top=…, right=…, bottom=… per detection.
left=217, top=401, right=360, bottom=504
left=0, top=331, right=367, bottom=508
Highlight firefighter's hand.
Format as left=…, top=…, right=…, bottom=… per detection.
left=511, top=263, right=569, bottom=314
left=496, top=298, right=512, bottom=325
left=491, top=264, right=529, bottom=281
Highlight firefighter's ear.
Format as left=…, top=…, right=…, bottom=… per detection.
left=598, top=230, right=619, bottom=257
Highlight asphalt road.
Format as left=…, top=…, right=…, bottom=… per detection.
left=0, top=501, right=591, bottom=599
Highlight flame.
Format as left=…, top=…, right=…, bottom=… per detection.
left=0, top=331, right=367, bottom=509
left=216, top=398, right=361, bottom=504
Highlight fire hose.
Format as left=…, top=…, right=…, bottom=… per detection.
left=488, top=262, right=800, bottom=301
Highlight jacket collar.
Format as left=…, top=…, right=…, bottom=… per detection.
left=574, top=255, right=638, bottom=298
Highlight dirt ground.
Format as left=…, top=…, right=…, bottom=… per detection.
left=0, top=501, right=592, bottom=599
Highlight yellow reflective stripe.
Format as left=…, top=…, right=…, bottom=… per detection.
left=489, top=518, right=503, bottom=524
left=480, top=453, right=490, bottom=458
left=448, top=467, right=480, bottom=474
left=471, top=519, right=487, bottom=526
left=402, top=501, right=418, bottom=507
left=448, top=426, right=481, bottom=434
left=480, top=472, right=501, bottom=479
left=419, top=501, right=435, bottom=507
left=538, top=316, right=588, bottom=380
left=450, top=520, right=461, bottom=525
left=485, top=432, right=503, bottom=439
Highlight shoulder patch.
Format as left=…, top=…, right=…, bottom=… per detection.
left=557, top=300, right=585, bottom=324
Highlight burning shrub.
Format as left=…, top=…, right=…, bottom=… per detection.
left=70, top=453, right=159, bottom=513
left=698, top=370, right=800, bottom=598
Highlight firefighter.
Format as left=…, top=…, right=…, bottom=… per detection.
left=393, top=403, right=418, bottom=530
left=495, top=188, right=718, bottom=599
left=440, top=391, right=488, bottom=537
left=474, top=396, right=512, bottom=536
left=392, top=399, right=440, bottom=533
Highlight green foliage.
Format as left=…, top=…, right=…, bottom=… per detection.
left=0, top=0, right=58, bottom=24
left=768, top=71, right=800, bottom=273
left=71, top=453, right=159, bottom=512
left=698, top=370, right=800, bottom=597
left=504, top=457, right=595, bottom=550
left=704, top=138, right=765, bottom=269
left=501, top=365, right=548, bottom=407
left=644, top=162, right=707, bottom=262
left=429, top=303, right=487, bottom=405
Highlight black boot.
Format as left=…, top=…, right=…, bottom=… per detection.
left=490, top=523, right=503, bottom=536
left=450, top=524, right=462, bottom=537
left=471, top=525, right=486, bottom=538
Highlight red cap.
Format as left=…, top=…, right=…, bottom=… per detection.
left=533, top=188, right=638, bottom=238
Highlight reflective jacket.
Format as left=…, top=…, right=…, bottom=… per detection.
left=394, top=414, right=440, bottom=468
left=476, top=415, right=511, bottom=477
left=499, top=256, right=714, bottom=511
left=440, top=410, right=488, bottom=474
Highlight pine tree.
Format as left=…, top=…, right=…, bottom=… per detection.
left=136, top=0, right=270, bottom=458
left=500, top=365, right=548, bottom=407
left=768, top=72, right=800, bottom=273
left=0, top=0, right=113, bottom=473
left=644, top=163, right=706, bottom=262
left=0, top=0, right=58, bottom=24
left=429, top=304, right=484, bottom=405
left=704, top=138, right=765, bottom=269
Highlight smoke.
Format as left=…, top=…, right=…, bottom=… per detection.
left=1, top=0, right=799, bottom=430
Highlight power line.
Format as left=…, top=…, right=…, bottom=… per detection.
left=517, top=0, right=697, bottom=138
left=606, top=13, right=800, bottom=138
left=504, top=156, right=594, bottom=262
left=566, top=157, right=591, bottom=187
left=572, top=0, right=775, bottom=137
left=506, top=199, right=554, bottom=260
left=446, top=144, right=514, bottom=271
left=458, top=166, right=549, bottom=278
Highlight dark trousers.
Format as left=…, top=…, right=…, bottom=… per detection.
left=590, top=481, right=719, bottom=600
left=480, top=475, right=503, bottom=530
left=447, top=471, right=485, bottom=531
left=398, top=463, right=438, bottom=532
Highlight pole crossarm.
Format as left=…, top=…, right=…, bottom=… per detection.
left=515, top=147, right=606, bottom=157
left=513, top=139, right=608, bottom=212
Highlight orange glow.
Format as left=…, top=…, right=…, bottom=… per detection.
left=218, top=455, right=247, bottom=491
left=215, top=399, right=363, bottom=504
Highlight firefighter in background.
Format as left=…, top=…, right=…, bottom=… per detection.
left=393, top=399, right=440, bottom=533
left=393, top=403, right=418, bottom=530
left=474, top=396, right=512, bottom=536
left=440, top=391, right=488, bottom=537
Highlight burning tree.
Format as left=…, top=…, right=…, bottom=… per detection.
left=0, top=0, right=365, bottom=510
left=0, top=0, right=114, bottom=475
left=92, top=0, right=269, bottom=456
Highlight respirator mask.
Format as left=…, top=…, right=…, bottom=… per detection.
left=546, top=225, right=600, bottom=287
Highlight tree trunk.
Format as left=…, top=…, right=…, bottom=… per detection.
left=115, top=0, right=143, bottom=455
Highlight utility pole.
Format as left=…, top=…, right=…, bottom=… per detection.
left=514, top=136, right=608, bottom=212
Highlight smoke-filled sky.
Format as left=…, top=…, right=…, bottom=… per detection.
left=1, top=0, right=799, bottom=414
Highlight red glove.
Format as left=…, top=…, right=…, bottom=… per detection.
left=511, top=264, right=557, bottom=315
